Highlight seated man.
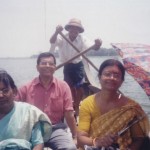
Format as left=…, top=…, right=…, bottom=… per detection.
left=16, top=52, right=77, bottom=150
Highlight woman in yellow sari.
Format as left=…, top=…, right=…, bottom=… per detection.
left=77, top=59, right=149, bottom=150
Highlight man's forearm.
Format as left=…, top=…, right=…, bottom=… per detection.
left=50, top=32, right=58, bottom=43
left=65, top=111, right=77, bottom=138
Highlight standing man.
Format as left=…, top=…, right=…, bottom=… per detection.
left=16, top=52, right=77, bottom=150
left=50, top=18, right=102, bottom=116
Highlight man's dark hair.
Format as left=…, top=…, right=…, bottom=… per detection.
left=37, top=52, right=56, bottom=65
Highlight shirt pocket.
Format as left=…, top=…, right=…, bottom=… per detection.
left=50, top=96, right=64, bottom=113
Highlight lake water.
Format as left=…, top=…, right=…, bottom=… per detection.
left=0, top=56, right=150, bottom=115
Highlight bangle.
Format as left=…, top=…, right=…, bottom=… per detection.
left=92, top=138, right=98, bottom=146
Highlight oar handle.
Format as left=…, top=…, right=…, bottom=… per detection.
left=118, top=114, right=146, bottom=136
left=56, top=44, right=95, bottom=70
left=59, top=32, right=99, bottom=72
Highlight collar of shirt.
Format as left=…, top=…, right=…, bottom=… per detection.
left=33, top=76, right=56, bottom=89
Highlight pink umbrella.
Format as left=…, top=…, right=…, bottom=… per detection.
left=112, top=43, right=150, bottom=98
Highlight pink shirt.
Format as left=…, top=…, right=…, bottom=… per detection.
left=16, top=77, right=74, bottom=124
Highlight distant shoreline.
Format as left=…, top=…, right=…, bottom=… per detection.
left=0, top=47, right=119, bottom=59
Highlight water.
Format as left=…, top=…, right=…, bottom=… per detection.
left=0, top=56, right=150, bottom=114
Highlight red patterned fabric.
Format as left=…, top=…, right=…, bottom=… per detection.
left=112, top=43, right=150, bottom=96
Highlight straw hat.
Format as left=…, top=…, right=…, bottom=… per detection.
left=65, top=18, right=84, bottom=33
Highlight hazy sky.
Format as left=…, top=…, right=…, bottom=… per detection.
left=0, top=0, right=150, bottom=57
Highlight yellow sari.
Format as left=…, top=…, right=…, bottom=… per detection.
left=78, top=95, right=149, bottom=150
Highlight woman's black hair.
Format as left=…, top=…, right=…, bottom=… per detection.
left=98, top=59, right=125, bottom=81
left=37, top=52, right=56, bottom=65
left=0, top=69, right=17, bottom=90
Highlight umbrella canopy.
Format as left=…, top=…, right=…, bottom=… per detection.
left=111, top=43, right=150, bottom=98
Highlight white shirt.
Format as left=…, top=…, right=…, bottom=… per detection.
left=50, top=33, right=92, bottom=64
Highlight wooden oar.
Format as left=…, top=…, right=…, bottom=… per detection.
left=56, top=44, right=95, bottom=70
left=59, top=32, right=99, bottom=72
left=118, top=114, right=147, bottom=136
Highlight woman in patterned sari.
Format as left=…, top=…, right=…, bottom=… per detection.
left=77, top=59, right=149, bottom=150
left=0, top=70, right=52, bottom=150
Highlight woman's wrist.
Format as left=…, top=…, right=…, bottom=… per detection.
left=92, top=138, right=98, bottom=147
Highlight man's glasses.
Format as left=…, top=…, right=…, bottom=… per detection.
left=39, top=61, right=55, bottom=67
left=0, top=88, right=10, bottom=96
left=102, top=72, right=122, bottom=80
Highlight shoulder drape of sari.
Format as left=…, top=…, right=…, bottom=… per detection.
left=90, top=99, right=149, bottom=150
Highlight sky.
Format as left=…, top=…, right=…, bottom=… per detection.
left=0, top=0, right=150, bottom=58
